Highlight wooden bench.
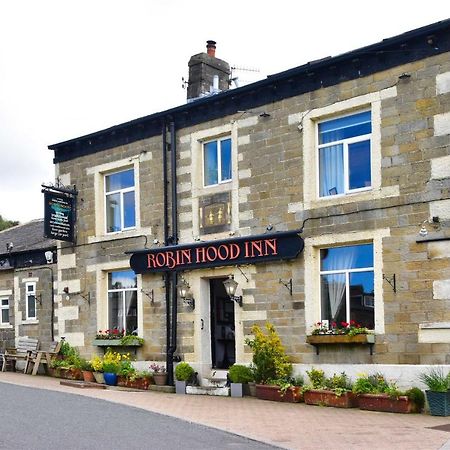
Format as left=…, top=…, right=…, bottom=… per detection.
left=27, top=341, right=62, bottom=375
left=1, top=337, right=40, bottom=373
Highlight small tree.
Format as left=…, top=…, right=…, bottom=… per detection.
left=245, top=322, right=292, bottom=384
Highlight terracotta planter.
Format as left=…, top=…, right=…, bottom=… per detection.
left=82, top=370, right=96, bottom=383
left=117, top=375, right=128, bottom=387
left=255, top=384, right=303, bottom=403
left=153, top=372, right=168, bottom=386
left=304, top=389, right=358, bottom=408
left=358, top=394, right=420, bottom=413
left=126, top=377, right=151, bottom=390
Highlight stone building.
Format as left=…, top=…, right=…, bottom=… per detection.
left=47, top=20, right=450, bottom=385
left=0, top=220, right=56, bottom=352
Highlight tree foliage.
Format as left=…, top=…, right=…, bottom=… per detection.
left=0, top=215, right=19, bottom=232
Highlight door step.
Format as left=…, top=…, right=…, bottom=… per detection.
left=186, top=385, right=230, bottom=396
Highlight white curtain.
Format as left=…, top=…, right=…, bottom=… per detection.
left=324, top=247, right=357, bottom=321
left=319, top=144, right=344, bottom=197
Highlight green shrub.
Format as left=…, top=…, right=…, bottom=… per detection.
left=307, top=368, right=326, bottom=389
left=419, top=367, right=450, bottom=392
left=228, top=364, right=254, bottom=384
left=406, top=387, right=425, bottom=410
left=175, top=362, right=195, bottom=381
left=245, top=322, right=292, bottom=384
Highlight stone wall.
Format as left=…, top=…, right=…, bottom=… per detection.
left=53, top=49, right=450, bottom=372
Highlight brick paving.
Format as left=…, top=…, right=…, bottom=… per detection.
left=1, top=372, right=450, bottom=450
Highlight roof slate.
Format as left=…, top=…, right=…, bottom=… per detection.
left=0, top=219, right=55, bottom=256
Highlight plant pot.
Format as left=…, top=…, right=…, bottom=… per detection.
left=247, top=382, right=257, bottom=397
left=358, top=393, right=420, bottom=413
left=117, top=375, right=128, bottom=387
left=93, top=372, right=105, bottom=384
left=255, top=384, right=303, bottom=403
left=104, top=372, right=118, bottom=386
left=175, top=380, right=187, bottom=394
left=304, top=389, right=358, bottom=408
left=425, top=390, right=450, bottom=416
left=230, top=383, right=244, bottom=398
left=82, top=370, right=96, bottom=383
left=153, top=372, right=168, bottom=386
left=126, top=377, right=151, bottom=390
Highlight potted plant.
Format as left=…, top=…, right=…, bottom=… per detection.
left=419, top=367, right=450, bottom=416
left=80, top=358, right=95, bottom=383
left=90, top=355, right=105, bottom=384
left=126, top=371, right=153, bottom=390
left=174, top=362, right=195, bottom=394
left=303, top=369, right=358, bottom=408
left=150, top=362, right=168, bottom=386
left=245, top=322, right=298, bottom=402
left=116, top=354, right=136, bottom=386
left=102, top=349, right=123, bottom=386
left=228, top=364, right=254, bottom=397
left=353, top=373, right=424, bottom=413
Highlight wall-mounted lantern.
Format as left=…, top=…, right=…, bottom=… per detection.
left=223, top=275, right=242, bottom=307
left=177, top=278, right=195, bottom=310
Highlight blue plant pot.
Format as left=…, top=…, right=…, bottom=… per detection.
left=104, top=372, right=118, bottom=386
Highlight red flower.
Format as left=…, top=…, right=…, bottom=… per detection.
left=331, top=322, right=337, bottom=328
left=341, top=321, right=348, bottom=327
left=350, top=320, right=356, bottom=326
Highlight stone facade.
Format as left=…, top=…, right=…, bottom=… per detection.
left=48, top=21, right=450, bottom=383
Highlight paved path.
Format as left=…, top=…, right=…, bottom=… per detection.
left=1, top=372, right=450, bottom=450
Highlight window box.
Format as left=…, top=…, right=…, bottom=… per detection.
left=306, top=334, right=375, bottom=354
left=92, top=339, right=143, bottom=347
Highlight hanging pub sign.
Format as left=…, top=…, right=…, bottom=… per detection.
left=128, top=230, right=304, bottom=274
left=43, top=186, right=77, bottom=243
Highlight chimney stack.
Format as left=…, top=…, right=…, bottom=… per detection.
left=206, top=40, right=216, bottom=57
left=187, top=40, right=230, bottom=101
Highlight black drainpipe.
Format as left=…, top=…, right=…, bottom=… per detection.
left=167, top=121, right=178, bottom=385
left=162, top=123, right=172, bottom=379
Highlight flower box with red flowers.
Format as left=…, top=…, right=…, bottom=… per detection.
left=306, top=321, right=374, bottom=349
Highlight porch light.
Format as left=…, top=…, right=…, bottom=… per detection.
left=177, top=278, right=195, bottom=310
left=223, top=275, right=243, bottom=307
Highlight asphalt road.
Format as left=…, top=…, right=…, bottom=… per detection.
left=0, top=383, right=278, bottom=450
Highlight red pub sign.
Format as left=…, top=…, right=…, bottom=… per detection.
left=128, top=230, right=304, bottom=273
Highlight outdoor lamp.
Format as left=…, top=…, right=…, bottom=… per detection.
left=177, top=278, right=195, bottom=310
left=223, top=275, right=243, bottom=307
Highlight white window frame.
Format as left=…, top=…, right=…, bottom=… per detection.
left=0, top=297, right=9, bottom=325
left=202, top=136, right=233, bottom=188
left=300, top=88, right=399, bottom=211
left=107, top=270, right=138, bottom=332
left=319, top=244, right=374, bottom=326
left=304, top=228, right=389, bottom=335
left=25, top=282, right=37, bottom=320
left=104, top=167, right=136, bottom=234
left=317, top=110, right=372, bottom=198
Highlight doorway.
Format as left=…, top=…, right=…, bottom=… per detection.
left=210, top=278, right=236, bottom=369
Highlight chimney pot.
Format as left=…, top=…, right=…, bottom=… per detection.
left=206, top=40, right=216, bottom=57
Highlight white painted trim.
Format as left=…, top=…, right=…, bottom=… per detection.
left=89, top=158, right=141, bottom=237
left=304, top=228, right=390, bottom=335
left=301, top=88, right=397, bottom=210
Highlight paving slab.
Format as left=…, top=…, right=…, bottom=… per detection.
left=1, top=372, right=450, bottom=450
